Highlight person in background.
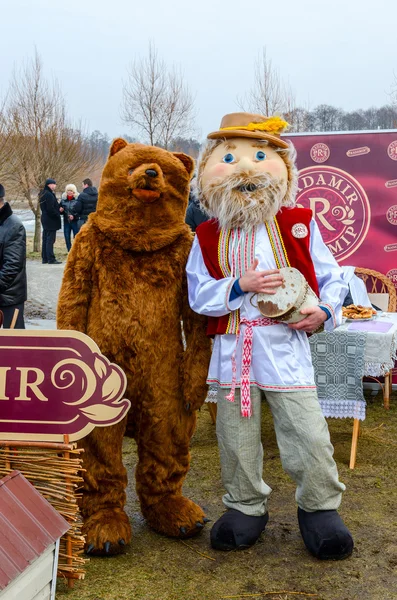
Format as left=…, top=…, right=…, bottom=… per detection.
left=60, top=183, right=79, bottom=252
left=185, top=175, right=209, bottom=232
left=0, top=183, right=27, bottom=328
left=39, top=178, right=62, bottom=264
left=75, top=178, right=98, bottom=230
left=341, top=266, right=372, bottom=307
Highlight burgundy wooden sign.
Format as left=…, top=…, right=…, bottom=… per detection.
left=0, top=330, right=131, bottom=442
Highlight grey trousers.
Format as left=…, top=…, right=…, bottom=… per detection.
left=216, top=387, right=345, bottom=516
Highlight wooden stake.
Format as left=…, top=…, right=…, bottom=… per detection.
left=4, top=446, right=11, bottom=471
left=0, top=440, right=76, bottom=451
left=10, top=308, right=19, bottom=330
left=384, top=371, right=391, bottom=410
left=63, top=434, right=75, bottom=590
left=349, top=419, right=360, bottom=469
left=207, top=403, right=217, bottom=425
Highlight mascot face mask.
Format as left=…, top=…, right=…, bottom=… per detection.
left=197, top=113, right=298, bottom=231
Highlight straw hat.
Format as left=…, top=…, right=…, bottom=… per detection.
left=207, top=112, right=289, bottom=149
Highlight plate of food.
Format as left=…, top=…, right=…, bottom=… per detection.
left=342, top=305, right=377, bottom=321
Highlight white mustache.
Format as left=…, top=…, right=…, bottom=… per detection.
left=205, top=170, right=276, bottom=194
left=200, top=171, right=285, bottom=231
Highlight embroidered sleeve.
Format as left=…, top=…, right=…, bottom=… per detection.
left=318, top=303, right=336, bottom=328
left=228, top=278, right=245, bottom=302
left=225, top=277, right=246, bottom=311
left=186, top=236, right=244, bottom=317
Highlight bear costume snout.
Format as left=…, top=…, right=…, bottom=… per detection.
left=128, top=162, right=165, bottom=203
left=132, top=189, right=161, bottom=203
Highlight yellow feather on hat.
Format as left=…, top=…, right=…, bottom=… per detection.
left=220, top=116, right=289, bottom=135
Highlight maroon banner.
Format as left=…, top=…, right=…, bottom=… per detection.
left=286, top=131, right=397, bottom=287
left=0, top=330, right=131, bottom=442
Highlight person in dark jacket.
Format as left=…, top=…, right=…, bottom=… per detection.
left=75, top=178, right=98, bottom=230
left=60, top=183, right=79, bottom=252
left=0, top=183, right=27, bottom=328
left=39, top=178, right=62, bottom=264
left=185, top=181, right=209, bottom=232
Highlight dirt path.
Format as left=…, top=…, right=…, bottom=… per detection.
left=25, top=259, right=64, bottom=322
left=56, top=392, right=397, bottom=600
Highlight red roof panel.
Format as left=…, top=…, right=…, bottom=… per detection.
left=0, top=471, right=69, bottom=591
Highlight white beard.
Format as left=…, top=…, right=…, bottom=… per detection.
left=200, top=170, right=286, bottom=231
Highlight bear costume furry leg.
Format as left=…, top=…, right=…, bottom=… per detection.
left=79, top=420, right=130, bottom=555
left=57, top=140, right=211, bottom=555
left=134, top=381, right=205, bottom=537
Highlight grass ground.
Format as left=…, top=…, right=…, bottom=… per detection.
left=56, top=388, right=397, bottom=600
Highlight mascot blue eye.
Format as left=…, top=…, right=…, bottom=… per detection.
left=222, top=153, right=235, bottom=163
left=255, top=150, right=266, bottom=161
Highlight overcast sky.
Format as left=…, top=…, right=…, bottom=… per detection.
left=1, top=0, right=396, bottom=142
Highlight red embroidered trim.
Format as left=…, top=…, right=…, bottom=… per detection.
left=207, top=379, right=316, bottom=391
left=225, top=317, right=277, bottom=417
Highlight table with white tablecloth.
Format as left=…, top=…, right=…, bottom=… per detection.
left=309, top=313, right=397, bottom=421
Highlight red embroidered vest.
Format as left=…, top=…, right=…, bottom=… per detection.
left=195, top=207, right=320, bottom=336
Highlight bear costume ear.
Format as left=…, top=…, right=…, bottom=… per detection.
left=173, top=153, right=195, bottom=177
left=109, top=138, right=128, bottom=157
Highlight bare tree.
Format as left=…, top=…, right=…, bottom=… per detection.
left=122, top=43, right=196, bottom=149
left=0, top=97, right=16, bottom=188
left=390, top=73, right=397, bottom=109
left=0, top=105, right=9, bottom=182
left=169, top=136, right=200, bottom=158
left=239, top=48, right=296, bottom=122
left=340, top=109, right=365, bottom=131
left=312, top=104, right=344, bottom=131
left=375, top=104, right=397, bottom=129
left=287, top=105, right=316, bottom=133
left=5, top=51, right=100, bottom=251
left=361, top=107, right=379, bottom=130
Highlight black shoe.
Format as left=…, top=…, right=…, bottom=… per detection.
left=298, top=508, right=354, bottom=560
left=210, top=509, right=269, bottom=551
left=48, top=260, right=62, bottom=264
left=42, top=261, right=48, bottom=264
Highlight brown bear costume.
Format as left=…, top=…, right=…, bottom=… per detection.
left=57, top=139, right=211, bottom=555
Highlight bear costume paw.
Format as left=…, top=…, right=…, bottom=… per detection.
left=83, top=508, right=132, bottom=556
left=210, top=509, right=269, bottom=551
left=298, top=508, right=354, bottom=560
left=142, top=495, right=207, bottom=538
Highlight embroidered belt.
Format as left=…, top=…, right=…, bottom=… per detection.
left=225, top=317, right=277, bottom=417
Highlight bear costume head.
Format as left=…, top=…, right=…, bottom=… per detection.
left=91, top=139, right=195, bottom=252
left=196, top=112, right=298, bottom=231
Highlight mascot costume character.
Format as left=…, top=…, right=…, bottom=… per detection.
left=57, top=139, right=211, bottom=555
left=186, top=113, right=354, bottom=559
